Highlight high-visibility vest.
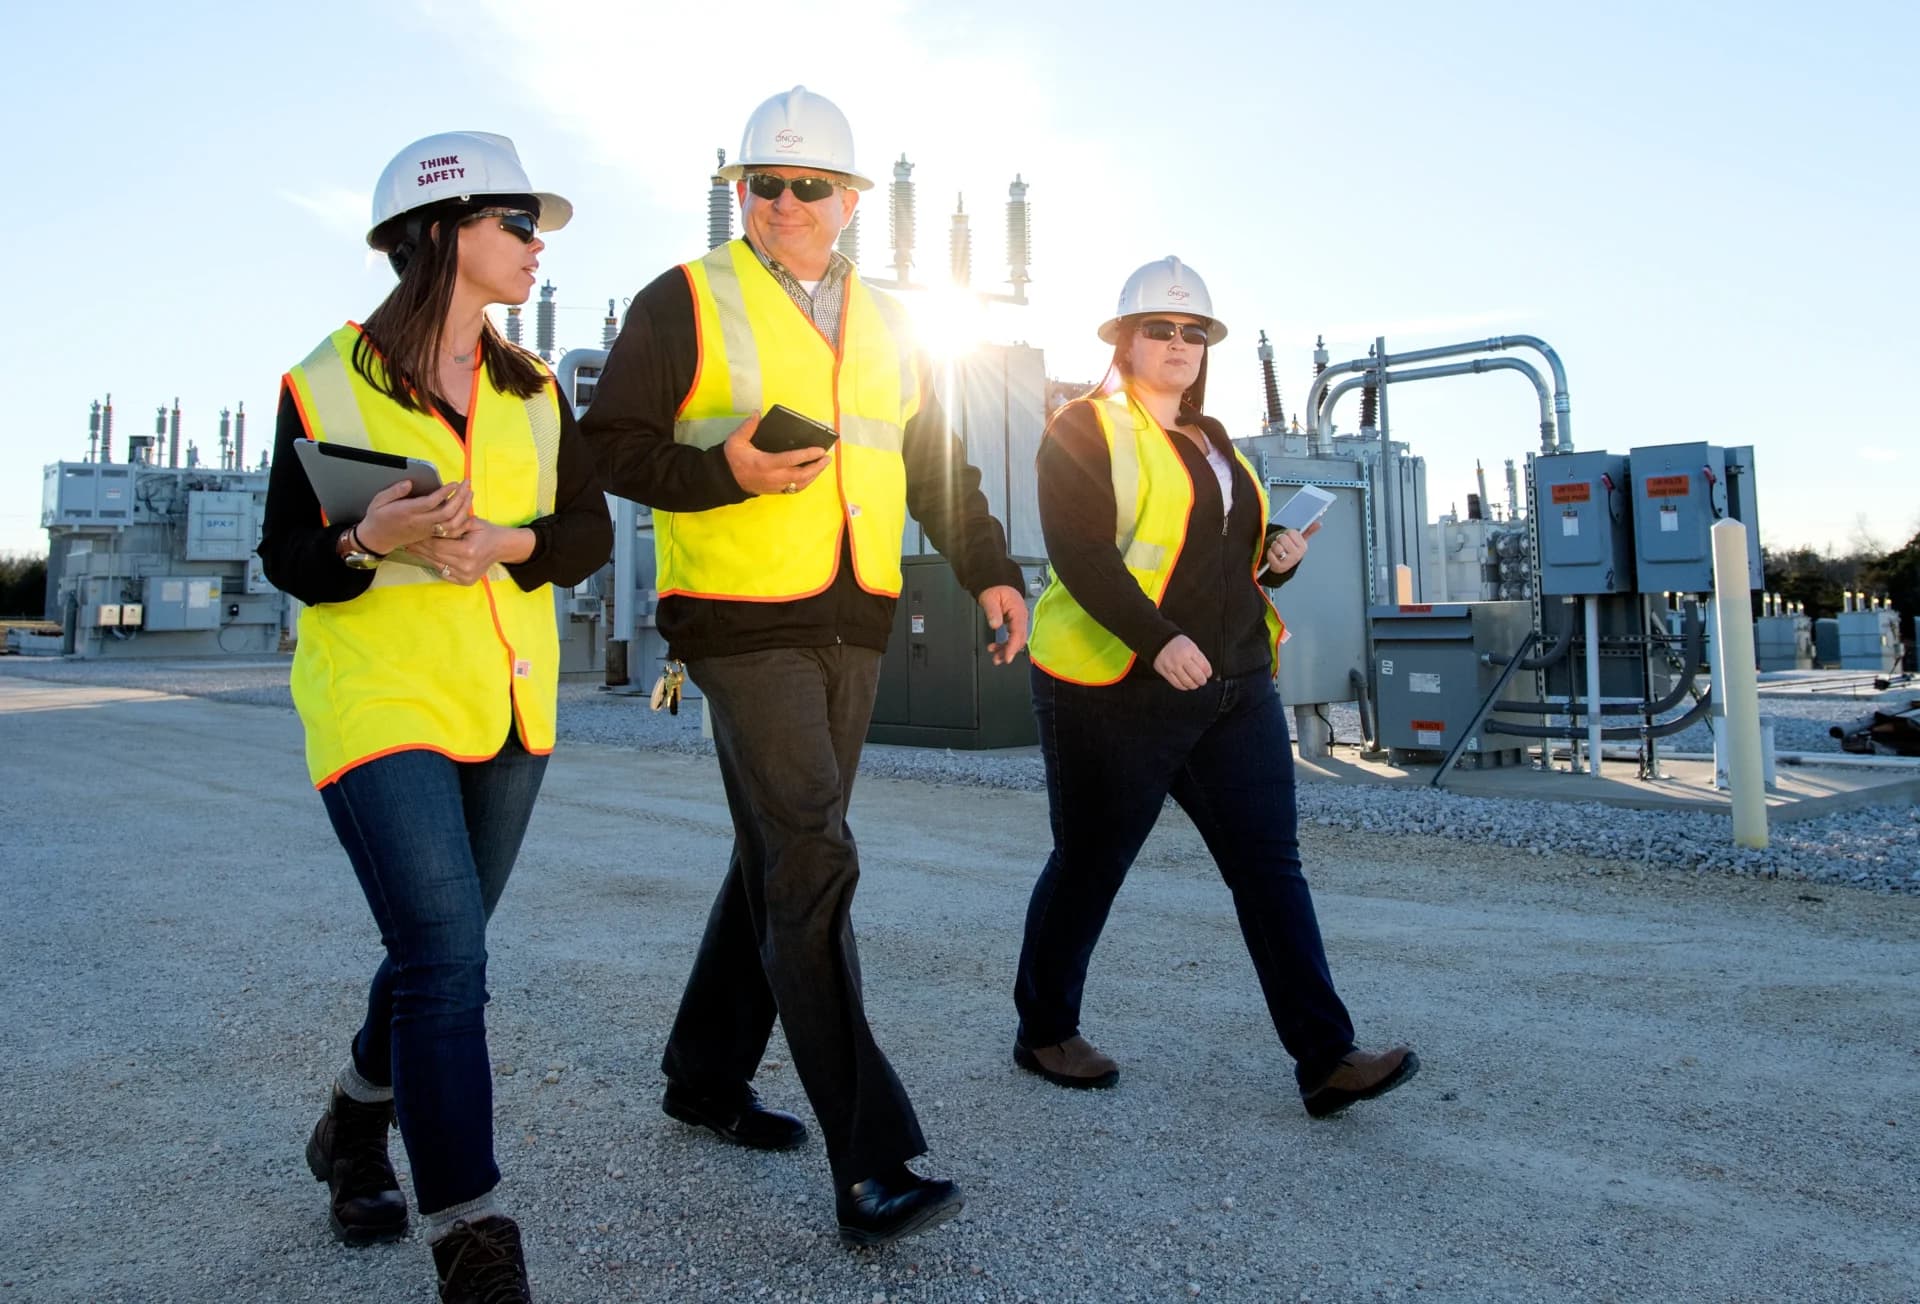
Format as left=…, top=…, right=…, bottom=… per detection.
left=282, top=323, right=562, bottom=787
left=1029, top=392, right=1286, bottom=685
left=660, top=239, right=919, bottom=600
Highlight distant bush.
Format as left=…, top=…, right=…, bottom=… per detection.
left=0, top=553, right=49, bottom=619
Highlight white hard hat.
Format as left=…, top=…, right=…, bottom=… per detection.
left=715, top=86, right=873, bottom=191
left=367, top=131, right=573, bottom=250
left=1097, top=256, right=1228, bottom=345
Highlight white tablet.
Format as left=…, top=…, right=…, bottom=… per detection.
left=1273, top=483, right=1336, bottom=533
left=293, top=438, right=443, bottom=524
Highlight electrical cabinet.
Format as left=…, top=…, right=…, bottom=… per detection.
left=1628, top=442, right=1753, bottom=594
left=1837, top=610, right=1902, bottom=671
left=1532, top=452, right=1632, bottom=596
left=1754, top=614, right=1813, bottom=671
left=142, top=575, right=222, bottom=631
left=186, top=491, right=255, bottom=560
left=869, top=555, right=1044, bottom=749
left=1369, top=600, right=1538, bottom=764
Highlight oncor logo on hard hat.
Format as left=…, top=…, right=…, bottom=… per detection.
left=1166, top=285, right=1191, bottom=301
left=774, top=129, right=804, bottom=152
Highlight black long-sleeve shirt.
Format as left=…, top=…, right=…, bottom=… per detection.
left=579, top=260, right=1023, bottom=661
left=258, top=380, right=611, bottom=606
left=1036, top=400, right=1296, bottom=681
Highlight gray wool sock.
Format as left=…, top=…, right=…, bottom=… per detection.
left=424, top=1190, right=504, bottom=1244
left=335, top=1060, right=392, bottom=1105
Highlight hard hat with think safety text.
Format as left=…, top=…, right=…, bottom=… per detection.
left=367, top=131, right=573, bottom=250
left=715, top=86, right=874, bottom=191
left=1097, top=256, right=1228, bottom=345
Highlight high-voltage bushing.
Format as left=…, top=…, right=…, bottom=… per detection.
left=707, top=148, right=733, bottom=251
left=1257, top=330, right=1284, bottom=430
left=889, top=154, right=916, bottom=287
left=535, top=281, right=556, bottom=362
left=1006, top=175, right=1031, bottom=302
left=836, top=211, right=860, bottom=264
left=949, top=194, right=971, bottom=287
left=505, top=304, right=523, bottom=346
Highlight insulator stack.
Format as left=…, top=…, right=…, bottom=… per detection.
left=708, top=148, right=733, bottom=250
left=1359, top=381, right=1378, bottom=430
left=1311, top=336, right=1329, bottom=413
left=949, top=195, right=971, bottom=287
left=889, top=155, right=916, bottom=285
left=1006, top=175, right=1031, bottom=296
left=1257, top=330, right=1283, bottom=427
left=218, top=408, right=231, bottom=469
left=169, top=399, right=181, bottom=468
left=234, top=402, right=246, bottom=472
left=535, top=282, right=556, bottom=361
left=836, top=211, right=860, bottom=264
left=88, top=400, right=102, bottom=462
left=101, top=394, right=114, bottom=463
left=505, top=305, right=523, bottom=346
left=602, top=299, right=619, bottom=348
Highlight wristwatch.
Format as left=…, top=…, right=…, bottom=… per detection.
left=336, top=525, right=386, bottom=571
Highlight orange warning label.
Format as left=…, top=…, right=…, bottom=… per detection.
left=1551, top=482, right=1592, bottom=504
left=1399, top=604, right=1433, bottom=613
left=1644, top=474, right=1691, bottom=498
left=1411, top=720, right=1446, bottom=732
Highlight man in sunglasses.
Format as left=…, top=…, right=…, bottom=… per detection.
left=581, top=85, right=1028, bottom=1249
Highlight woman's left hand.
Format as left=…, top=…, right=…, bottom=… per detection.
left=1264, top=519, right=1320, bottom=575
left=406, top=517, right=536, bottom=586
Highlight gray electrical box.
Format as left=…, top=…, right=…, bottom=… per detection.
left=1755, top=614, right=1813, bottom=671
left=869, top=554, right=1044, bottom=749
left=1532, top=452, right=1633, bottom=596
left=186, top=491, right=255, bottom=560
left=1370, top=600, right=1538, bottom=764
left=1629, top=442, right=1743, bottom=594
left=1837, top=609, right=1902, bottom=671
left=142, top=575, right=222, bottom=631
left=1722, top=445, right=1763, bottom=590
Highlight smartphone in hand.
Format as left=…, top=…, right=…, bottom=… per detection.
left=750, top=404, right=840, bottom=455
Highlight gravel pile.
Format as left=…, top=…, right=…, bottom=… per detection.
left=5, top=657, right=1915, bottom=894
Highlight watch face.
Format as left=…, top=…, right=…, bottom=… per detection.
left=343, top=552, right=382, bottom=571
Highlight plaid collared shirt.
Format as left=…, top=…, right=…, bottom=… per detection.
left=746, top=240, right=853, bottom=348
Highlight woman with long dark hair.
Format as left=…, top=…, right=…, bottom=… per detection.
left=257, top=131, right=609, bottom=1303
left=1013, top=256, right=1418, bottom=1118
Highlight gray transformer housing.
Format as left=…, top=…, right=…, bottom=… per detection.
left=1531, top=452, right=1633, bottom=596
left=869, top=554, right=1045, bottom=750
left=1628, top=441, right=1761, bottom=594
left=1369, top=600, right=1539, bottom=763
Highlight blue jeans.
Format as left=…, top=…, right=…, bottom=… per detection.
left=1015, top=665, right=1357, bottom=1090
left=319, top=730, right=547, bottom=1214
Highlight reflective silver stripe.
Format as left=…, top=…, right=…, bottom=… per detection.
left=673, top=416, right=739, bottom=450
left=703, top=249, right=762, bottom=419
left=526, top=388, right=560, bottom=513
left=839, top=413, right=905, bottom=452
left=1101, top=397, right=1143, bottom=559
left=300, top=337, right=371, bottom=448
left=1121, top=539, right=1166, bottom=571
left=863, top=285, right=919, bottom=413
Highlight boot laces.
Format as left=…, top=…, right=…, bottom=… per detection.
left=331, top=1100, right=399, bottom=1199
left=440, top=1219, right=528, bottom=1304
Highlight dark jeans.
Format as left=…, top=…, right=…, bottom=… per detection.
left=663, top=646, right=926, bottom=1187
left=1014, top=665, right=1357, bottom=1090
left=319, top=728, right=547, bottom=1214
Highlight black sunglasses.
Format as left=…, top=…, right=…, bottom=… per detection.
left=744, top=172, right=842, bottom=203
left=465, top=208, right=540, bottom=243
left=1138, top=319, right=1209, bottom=346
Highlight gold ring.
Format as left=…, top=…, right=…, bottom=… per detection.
left=438, top=565, right=452, bottom=579
left=432, top=523, right=446, bottom=537
left=782, top=482, right=798, bottom=495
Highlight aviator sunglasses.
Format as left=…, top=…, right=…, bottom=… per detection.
left=1138, top=319, right=1210, bottom=346
left=744, top=172, right=842, bottom=203
left=464, top=208, right=540, bottom=243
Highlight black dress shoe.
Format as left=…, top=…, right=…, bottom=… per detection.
left=662, top=1081, right=808, bottom=1151
left=836, top=1169, right=964, bottom=1247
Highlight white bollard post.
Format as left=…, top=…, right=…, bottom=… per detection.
left=1710, top=520, right=1768, bottom=849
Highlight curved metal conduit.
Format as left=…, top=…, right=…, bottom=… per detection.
left=1484, top=595, right=1578, bottom=671
left=1483, top=686, right=1713, bottom=742
left=1315, top=357, right=1558, bottom=457
left=1303, top=335, right=1572, bottom=455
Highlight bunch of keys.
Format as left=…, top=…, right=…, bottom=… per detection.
left=649, top=659, right=686, bottom=715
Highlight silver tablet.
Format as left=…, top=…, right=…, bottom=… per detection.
left=292, top=438, right=443, bottom=524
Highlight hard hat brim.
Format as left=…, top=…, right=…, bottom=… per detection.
left=716, top=162, right=874, bottom=192
left=365, top=190, right=574, bottom=250
left=1098, top=314, right=1229, bottom=346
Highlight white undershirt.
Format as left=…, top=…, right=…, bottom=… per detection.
left=798, top=278, right=822, bottom=298
left=1202, top=437, right=1235, bottom=514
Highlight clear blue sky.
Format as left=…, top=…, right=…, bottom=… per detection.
left=7, top=1, right=1915, bottom=564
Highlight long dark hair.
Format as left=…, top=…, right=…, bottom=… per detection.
left=1089, top=318, right=1210, bottom=420
left=355, top=200, right=548, bottom=413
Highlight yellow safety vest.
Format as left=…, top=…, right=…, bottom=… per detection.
left=282, top=323, right=562, bottom=787
left=661, top=239, right=919, bottom=600
left=1029, top=392, right=1285, bottom=685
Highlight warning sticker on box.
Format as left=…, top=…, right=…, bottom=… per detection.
left=1660, top=506, right=1680, bottom=532
left=1412, top=719, right=1445, bottom=746
left=910, top=614, right=925, bottom=633
left=1645, top=474, right=1691, bottom=498
left=1561, top=511, right=1580, bottom=536
left=1409, top=672, right=1442, bottom=694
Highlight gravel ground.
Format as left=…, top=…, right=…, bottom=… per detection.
left=4, top=677, right=1919, bottom=1304
left=6, top=656, right=1910, bottom=895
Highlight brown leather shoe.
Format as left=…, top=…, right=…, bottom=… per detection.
left=1303, top=1046, right=1420, bottom=1118
left=305, top=1086, right=408, bottom=1244
left=432, top=1215, right=530, bottom=1303
left=1014, top=1035, right=1119, bottom=1089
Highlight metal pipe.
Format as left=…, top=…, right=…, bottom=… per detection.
left=1303, top=335, right=1571, bottom=452
left=1375, top=338, right=1396, bottom=586
left=1314, top=357, right=1554, bottom=451
left=1585, top=595, right=1604, bottom=775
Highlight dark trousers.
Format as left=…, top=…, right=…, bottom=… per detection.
left=663, top=646, right=926, bottom=1187
left=1014, top=665, right=1357, bottom=1090
left=319, top=729, right=547, bottom=1213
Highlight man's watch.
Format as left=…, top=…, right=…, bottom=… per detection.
left=336, top=525, right=385, bottom=571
